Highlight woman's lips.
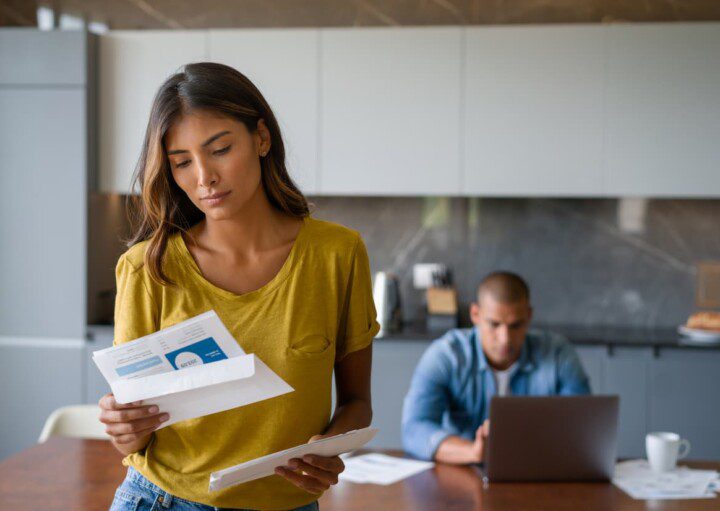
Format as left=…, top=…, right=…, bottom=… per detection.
left=201, top=190, right=231, bottom=206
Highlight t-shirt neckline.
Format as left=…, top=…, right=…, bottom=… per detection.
left=171, top=216, right=310, bottom=301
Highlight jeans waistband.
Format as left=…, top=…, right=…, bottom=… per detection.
left=126, top=466, right=179, bottom=509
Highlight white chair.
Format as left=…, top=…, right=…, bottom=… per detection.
left=38, top=404, right=109, bottom=443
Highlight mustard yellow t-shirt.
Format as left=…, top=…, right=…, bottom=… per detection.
left=113, top=217, right=379, bottom=510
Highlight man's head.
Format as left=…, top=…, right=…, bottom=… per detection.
left=469, top=272, right=533, bottom=370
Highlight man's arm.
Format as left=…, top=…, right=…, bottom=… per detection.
left=435, top=420, right=488, bottom=464
left=556, top=341, right=592, bottom=395
left=402, top=340, right=482, bottom=464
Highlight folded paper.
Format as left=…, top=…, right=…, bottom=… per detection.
left=209, top=427, right=379, bottom=491
left=93, top=310, right=293, bottom=428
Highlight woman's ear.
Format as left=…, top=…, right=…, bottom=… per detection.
left=256, top=118, right=271, bottom=156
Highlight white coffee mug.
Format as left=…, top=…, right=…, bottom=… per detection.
left=646, top=432, right=691, bottom=472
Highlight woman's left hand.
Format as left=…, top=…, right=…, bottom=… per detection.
left=274, top=434, right=345, bottom=494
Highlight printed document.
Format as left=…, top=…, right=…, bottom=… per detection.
left=339, top=453, right=434, bottom=485
left=209, top=428, right=379, bottom=491
left=613, top=459, right=719, bottom=500
left=93, top=310, right=293, bottom=428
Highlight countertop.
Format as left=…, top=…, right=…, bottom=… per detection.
left=87, top=323, right=720, bottom=349
left=374, top=323, right=720, bottom=350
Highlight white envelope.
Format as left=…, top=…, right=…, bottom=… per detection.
left=108, top=354, right=294, bottom=428
left=209, top=427, right=379, bottom=491
left=92, top=310, right=294, bottom=428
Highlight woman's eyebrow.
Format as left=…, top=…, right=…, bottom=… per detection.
left=167, top=130, right=231, bottom=155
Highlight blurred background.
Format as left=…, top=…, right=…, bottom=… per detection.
left=1, top=0, right=719, bottom=462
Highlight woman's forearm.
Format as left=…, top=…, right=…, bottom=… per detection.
left=322, top=398, right=372, bottom=437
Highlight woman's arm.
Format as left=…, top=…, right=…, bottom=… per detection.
left=324, top=344, right=373, bottom=436
left=275, top=344, right=372, bottom=494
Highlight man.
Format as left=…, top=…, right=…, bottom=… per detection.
left=401, top=271, right=590, bottom=463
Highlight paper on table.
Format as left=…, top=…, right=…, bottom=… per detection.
left=92, top=310, right=293, bottom=428
left=613, top=459, right=719, bottom=500
left=339, top=453, right=434, bottom=485
left=209, top=427, right=379, bottom=491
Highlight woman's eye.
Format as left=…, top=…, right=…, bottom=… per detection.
left=176, top=160, right=191, bottom=168
left=213, top=145, right=231, bottom=155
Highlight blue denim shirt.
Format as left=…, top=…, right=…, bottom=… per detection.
left=401, top=327, right=591, bottom=460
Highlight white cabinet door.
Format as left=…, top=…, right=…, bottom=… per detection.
left=99, top=31, right=207, bottom=194
left=0, top=337, right=85, bottom=460
left=320, top=27, right=462, bottom=196
left=463, top=25, right=606, bottom=197
left=208, top=29, right=319, bottom=194
left=605, top=23, right=720, bottom=197
left=0, top=89, right=86, bottom=338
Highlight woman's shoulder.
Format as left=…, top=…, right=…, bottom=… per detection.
left=305, top=216, right=363, bottom=252
left=117, top=239, right=151, bottom=271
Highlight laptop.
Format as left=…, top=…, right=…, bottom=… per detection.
left=484, top=395, right=619, bottom=482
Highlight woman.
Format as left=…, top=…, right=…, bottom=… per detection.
left=99, top=62, right=379, bottom=511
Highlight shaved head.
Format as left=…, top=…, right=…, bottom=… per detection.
left=477, top=272, right=530, bottom=305
left=471, top=272, right=532, bottom=370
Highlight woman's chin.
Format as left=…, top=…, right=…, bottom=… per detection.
left=203, top=207, right=235, bottom=221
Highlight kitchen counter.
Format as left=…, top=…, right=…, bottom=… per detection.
left=88, top=322, right=718, bottom=349
left=375, top=323, right=720, bottom=349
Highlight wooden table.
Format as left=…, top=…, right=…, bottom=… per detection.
left=1, top=438, right=718, bottom=510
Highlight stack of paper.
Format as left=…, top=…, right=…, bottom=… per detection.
left=93, top=310, right=293, bottom=428
left=209, top=428, right=378, bottom=491
left=613, top=460, right=719, bottom=500
left=339, top=453, right=434, bottom=485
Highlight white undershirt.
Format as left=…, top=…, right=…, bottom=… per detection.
left=493, top=362, right=518, bottom=397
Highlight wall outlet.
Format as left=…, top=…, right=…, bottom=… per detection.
left=413, top=263, right=447, bottom=289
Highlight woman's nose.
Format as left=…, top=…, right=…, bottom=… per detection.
left=197, top=159, right=219, bottom=188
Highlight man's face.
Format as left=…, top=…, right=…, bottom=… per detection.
left=470, top=294, right=532, bottom=370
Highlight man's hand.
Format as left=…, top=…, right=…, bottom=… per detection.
left=274, top=434, right=345, bottom=495
left=434, top=419, right=490, bottom=465
left=471, top=419, right=490, bottom=463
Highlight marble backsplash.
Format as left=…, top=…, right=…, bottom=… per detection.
left=308, top=197, right=720, bottom=329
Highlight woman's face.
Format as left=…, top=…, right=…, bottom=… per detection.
left=165, top=109, right=271, bottom=221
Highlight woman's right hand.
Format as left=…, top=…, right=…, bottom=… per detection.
left=98, top=393, right=169, bottom=445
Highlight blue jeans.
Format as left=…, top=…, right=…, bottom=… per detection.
left=110, top=467, right=319, bottom=511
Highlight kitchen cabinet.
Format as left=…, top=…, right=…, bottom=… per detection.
left=463, top=25, right=606, bottom=197
left=603, top=347, right=653, bottom=458
left=605, top=23, right=720, bottom=197
left=85, top=327, right=114, bottom=404
left=0, top=28, right=87, bottom=85
left=208, top=29, right=320, bottom=194
left=0, top=29, right=93, bottom=339
left=0, top=89, right=86, bottom=338
left=0, top=338, right=85, bottom=460
left=97, top=24, right=720, bottom=197
left=98, top=31, right=207, bottom=193
left=319, top=27, right=462, bottom=196
left=574, top=345, right=604, bottom=394
left=369, top=341, right=429, bottom=449
left=649, top=348, right=720, bottom=458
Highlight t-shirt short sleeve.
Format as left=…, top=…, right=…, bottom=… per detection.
left=113, top=253, right=159, bottom=346
left=335, top=236, right=380, bottom=361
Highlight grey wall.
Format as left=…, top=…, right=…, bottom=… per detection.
left=309, top=197, right=720, bottom=329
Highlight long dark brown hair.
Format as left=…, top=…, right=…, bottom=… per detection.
left=126, top=62, right=309, bottom=286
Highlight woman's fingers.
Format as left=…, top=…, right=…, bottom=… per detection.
left=98, top=393, right=142, bottom=411
left=302, top=454, right=345, bottom=474
left=103, top=413, right=169, bottom=438
left=111, top=423, right=159, bottom=445
left=274, top=467, right=326, bottom=494
left=99, top=405, right=162, bottom=424
left=287, top=459, right=338, bottom=485
left=274, top=454, right=345, bottom=494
